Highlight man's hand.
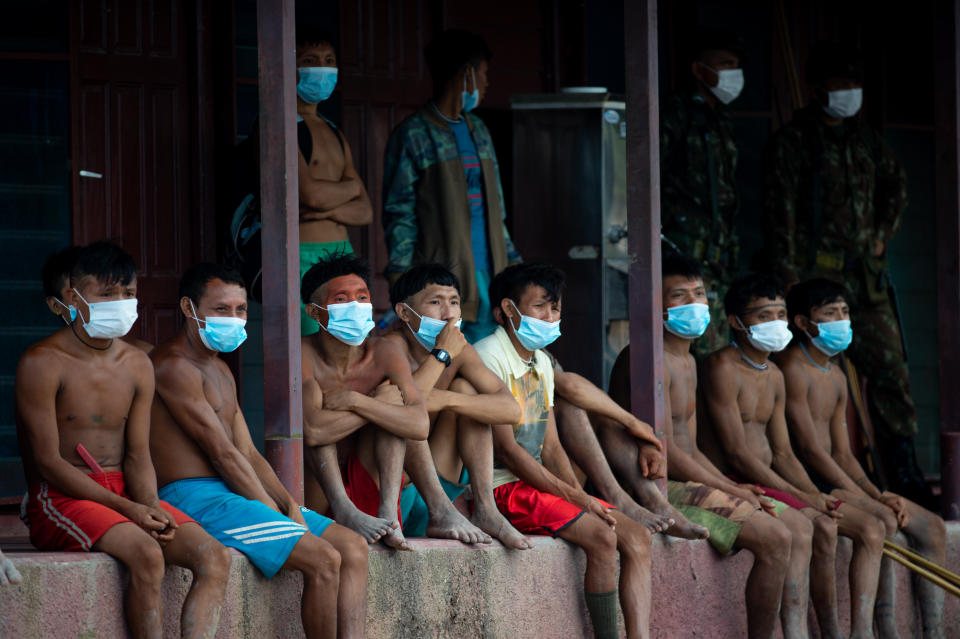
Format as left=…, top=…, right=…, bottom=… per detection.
left=625, top=417, right=663, bottom=451
left=880, top=491, right=910, bottom=528
left=571, top=491, right=616, bottom=528
left=638, top=444, right=666, bottom=479
left=434, top=319, right=467, bottom=358
left=803, top=492, right=843, bottom=520
left=125, top=502, right=178, bottom=542
left=373, top=383, right=404, bottom=406
left=286, top=503, right=308, bottom=527
left=323, top=389, right=359, bottom=412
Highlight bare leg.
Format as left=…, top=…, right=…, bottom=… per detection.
left=403, top=438, right=490, bottom=544
left=901, top=501, right=947, bottom=639
left=834, top=503, right=885, bottom=639
left=319, top=523, right=369, bottom=639
left=94, top=522, right=166, bottom=639
left=610, top=511, right=653, bottom=639
left=564, top=405, right=675, bottom=535
left=282, top=532, right=342, bottom=639
left=734, top=512, right=792, bottom=639
left=450, top=378, right=531, bottom=549
left=834, top=488, right=902, bottom=639
left=304, top=442, right=395, bottom=544
left=160, top=522, right=230, bottom=639
left=777, top=507, right=813, bottom=639
left=802, top=509, right=842, bottom=639
left=371, top=426, right=411, bottom=550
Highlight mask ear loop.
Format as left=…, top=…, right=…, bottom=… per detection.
left=53, top=297, right=73, bottom=325
left=188, top=299, right=206, bottom=332
left=310, top=302, right=331, bottom=334
left=71, top=288, right=91, bottom=324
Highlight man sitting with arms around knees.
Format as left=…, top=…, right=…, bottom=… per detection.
left=17, top=242, right=229, bottom=639
left=387, top=263, right=530, bottom=548
left=611, top=254, right=802, bottom=639
left=476, top=262, right=653, bottom=639
left=301, top=254, right=430, bottom=551
left=151, top=263, right=368, bottom=639
left=780, top=278, right=946, bottom=639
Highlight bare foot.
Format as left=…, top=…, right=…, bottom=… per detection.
left=631, top=483, right=709, bottom=540
left=612, top=498, right=674, bottom=534
left=378, top=506, right=412, bottom=551
left=471, top=504, right=532, bottom=549
left=426, top=507, right=492, bottom=545
left=331, top=502, right=396, bottom=544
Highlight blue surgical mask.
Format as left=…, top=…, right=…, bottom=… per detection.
left=462, top=66, right=479, bottom=113
left=189, top=300, right=247, bottom=353
left=297, top=67, right=338, bottom=104
left=313, top=301, right=375, bottom=346
left=808, top=319, right=852, bottom=357
left=53, top=297, right=77, bottom=324
left=404, top=303, right=461, bottom=351
left=664, top=303, right=710, bottom=339
left=508, top=300, right=561, bottom=351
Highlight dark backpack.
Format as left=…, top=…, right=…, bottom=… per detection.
left=225, top=115, right=344, bottom=302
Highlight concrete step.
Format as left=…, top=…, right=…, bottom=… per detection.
left=1, top=524, right=958, bottom=638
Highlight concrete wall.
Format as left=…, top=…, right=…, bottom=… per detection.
left=2, top=525, right=959, bottom=638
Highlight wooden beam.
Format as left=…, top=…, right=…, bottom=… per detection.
left=624, top=0, right=665, bottom=488
left=936, top=0, right=960, bottom=521
left=257, top=0, right=303, bottom=501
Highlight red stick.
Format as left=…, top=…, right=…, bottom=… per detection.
left=76, top=443, right=105, bottom=474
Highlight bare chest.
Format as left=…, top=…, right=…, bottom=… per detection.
left=57, top=360, right=136, bottom=431
left=303, top=119, right=344, bottom=181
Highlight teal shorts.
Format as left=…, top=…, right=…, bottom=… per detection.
left=300, top=240, right=353, bottom=335
left=462, top=269, right=497, bottom=343
left=399, top=468, right=469, bottom=537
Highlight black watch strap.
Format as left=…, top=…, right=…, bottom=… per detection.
left=431, top=348, right=451, bottom=367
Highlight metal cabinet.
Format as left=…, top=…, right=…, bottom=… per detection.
left=511, top=92, right=628, bottom=389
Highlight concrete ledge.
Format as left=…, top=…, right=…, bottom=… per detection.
left=2, top=524, right=959, bottom=638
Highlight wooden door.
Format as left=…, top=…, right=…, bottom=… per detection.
left=72, top=0, right=206, bottom=345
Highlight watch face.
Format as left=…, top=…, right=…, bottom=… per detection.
left=433, top=349, right=450, bottom=363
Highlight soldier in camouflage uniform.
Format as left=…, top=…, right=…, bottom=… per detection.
left=764, top=43, right=931, bottom=505
left=661, top=29, right=744, bottom=359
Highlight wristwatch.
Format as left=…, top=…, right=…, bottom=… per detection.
left=430, top=348, right=451, bottom=367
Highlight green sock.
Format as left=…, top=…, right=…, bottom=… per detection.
left=584, top=589, right=619, bottom=639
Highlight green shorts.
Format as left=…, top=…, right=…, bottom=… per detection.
left=300, top=241, right=353, bottom=335
left=667, top=480, right=787, bottom=555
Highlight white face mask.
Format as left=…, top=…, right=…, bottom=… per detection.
left=738, top=318, right=792, bottom=353
left=823, top=88, right=862, bottom=119
left=700, top=64, right=744, bottom=104
left=73, top=288, right=138, bottom=339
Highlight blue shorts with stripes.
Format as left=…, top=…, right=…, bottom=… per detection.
left=159, top=477, right=333, bottom=578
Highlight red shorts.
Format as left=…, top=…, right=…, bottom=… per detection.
left=338, top=453, right=402, bottom=525
left=727, top=474, right=843, bottom=511
left=493, top=480, right=614, bottom=537
left=25, top=471, right=193, bottom=552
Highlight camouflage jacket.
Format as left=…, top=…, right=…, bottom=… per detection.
left=660, top=92, right=739, bottom=271
left=382, top=103, right=520, bottom=321
left=764, top=104, right=908, bottom=284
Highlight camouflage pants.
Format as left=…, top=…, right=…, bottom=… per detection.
left=693, top=275, right=730, bottom=360
left=843, top=274, right=919, bottom=438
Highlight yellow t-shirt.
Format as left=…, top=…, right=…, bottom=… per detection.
left=474, top=326, right=555, bottom=488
